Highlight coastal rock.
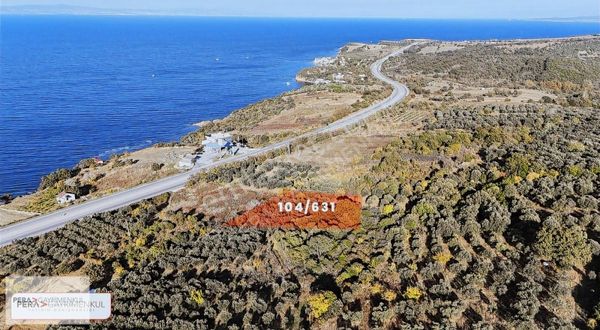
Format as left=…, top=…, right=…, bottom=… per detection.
left=193, top=119, right=222, bottom=128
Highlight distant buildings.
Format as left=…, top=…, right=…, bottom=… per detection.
left=56, top=192, right=76, bottom=204
left=313, top=78, right=331, bottom=85
left=301, top=73, right=346, bottom=86
left=202, top=132, right=233, bottom=153
left=333, top=73, right=345, bottom=83
left=176, top=132, right=245, bottom=170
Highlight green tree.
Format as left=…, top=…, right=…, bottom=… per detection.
left=39, top=168, right=74, bottom=190
left=535, top=217, right=592, bottom=268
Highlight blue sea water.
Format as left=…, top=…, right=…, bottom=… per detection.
left=1, top=16, right=599, bottom=196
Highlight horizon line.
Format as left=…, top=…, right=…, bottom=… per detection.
left=1, top=13, right=600, bottom=22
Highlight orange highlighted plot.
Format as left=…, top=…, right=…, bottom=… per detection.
left=226, top=191, right=361, bottom=229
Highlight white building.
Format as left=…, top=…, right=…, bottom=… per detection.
left=333, top=73, right=345, bottom=83
left=178, top=154, right=199, bottom=169
left=202, top=132, right=233, bottom=153
left=56, top=192, right=76, bottom=204
left=313, top=78, right=331, bottom=85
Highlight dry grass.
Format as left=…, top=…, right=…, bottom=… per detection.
left=0, top=207, right=38, bottom=226
left=278, top=104, right=433, bottom=192
left=7, top=146, right=194, bottom=214
left=75, top=146, right=193, bottom=193
left=243, top=90, right=362, bottom=136
left=342, top=43, right=394, bottom=59
left=418, top=43, right=465, bottom=54
left=168, top=181, right=271, bottom=221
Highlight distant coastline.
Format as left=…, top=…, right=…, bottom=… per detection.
left=533, top=16, right=600, bottom=23
left=2, top=16, right=599, bottom=196
left=2, top=6, right=599, bottom=23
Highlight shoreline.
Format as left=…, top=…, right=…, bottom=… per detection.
left=0, top=41, right=352, bottom=200
left=2, top=34, right=598, bottom=202
left=0, top=41, right=416, bottom=242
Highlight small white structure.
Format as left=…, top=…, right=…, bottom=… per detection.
left=56, top=192, right=76, bottom=204
left=202, top=132, right=233, bottom=153
left=313, top=78, right=331, bottom=85
left=178, top=154, right=199, bottom=169
left=333, top=73, right=345, bottom=83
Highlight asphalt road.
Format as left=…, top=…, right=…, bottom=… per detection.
left=0, top=43, right=417, bottom=247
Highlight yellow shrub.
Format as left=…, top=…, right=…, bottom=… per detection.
left=371, top=283, right=383, bottom=294
left=131, top=207, right=142, bottom=218
left=526, top=172, right=541, bottom=182
left=112, top=263, right=125, bottom=278
left=382, top=204, right=394, bottom=215
left=307, top=291, right=336, bottom=319
left=134, top=236, right=146, bottom=247
left=146, top=245, right=163, bottom=259
left=433, top=253, right=452, bottom=265
left=383, top=290, right=397, bottom=301
left=404, top=287, right=422, bottom=300
left=447, top=143, right=462, bottom=155
left=547, top=169, right=560, bottom=178
left=505, top=175, right=522, bottom=185
left=190, top=289, right=205, bottom=305
left=336, top=263, right=364, bottom=284
left=567, top=165, right=583, bottom=177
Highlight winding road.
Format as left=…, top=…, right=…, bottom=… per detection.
left=0, top=42, right=417, bottom=247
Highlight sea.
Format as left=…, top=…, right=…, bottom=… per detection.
left=1, top=16, right=599, bottom=196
